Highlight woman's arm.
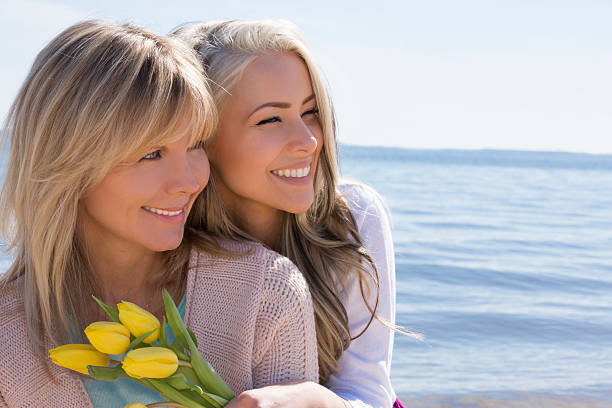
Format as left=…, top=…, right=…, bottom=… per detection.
left=252, top=255, right=319, bottom=387
left=250, top=254, right=319, bottom=386
left=226, top=381, right=350, bottom=408
left=226, top=254, right=334, bottom=408
left=325, top=182, right=397, bottom=408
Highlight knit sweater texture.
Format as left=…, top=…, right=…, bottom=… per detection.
left=0, top=239, right=319, bottom=407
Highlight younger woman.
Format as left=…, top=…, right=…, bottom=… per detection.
left=175, top=20, right=407, bottom=408
left=0, top=21, right=317, bottom=407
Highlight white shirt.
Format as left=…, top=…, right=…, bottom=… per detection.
left=325, top=180, right=397, bottom=408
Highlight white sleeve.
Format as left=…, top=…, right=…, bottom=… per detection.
left=325, top=182, right=396, bottom=408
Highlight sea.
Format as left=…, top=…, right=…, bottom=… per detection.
left=2, top=145, right=612, bottom=407
left=339, top=145, right=612, bottom=407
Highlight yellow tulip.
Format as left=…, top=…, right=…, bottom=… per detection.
left=122, top=347, right=178, bottom=379
left=124, top=404, right=147, bottom=408
left=118, top=301, right=160, bottom=343
left=49, top=344, right=109, bottom=375
left=85, top=321, right=131, bottom=354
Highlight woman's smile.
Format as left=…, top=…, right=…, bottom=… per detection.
left=270, top=164, right=311, bottom=179
left=141, top=205, right=187, bottom=223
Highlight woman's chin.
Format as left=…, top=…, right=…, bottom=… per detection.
left=147, top=234, right=185, bottom=252
left=282, top=200, right=314, bottom=215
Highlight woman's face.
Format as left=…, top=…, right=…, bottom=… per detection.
left=208, top=53, right=323, bottom=225
left=79, top=126, right=209, bottom=254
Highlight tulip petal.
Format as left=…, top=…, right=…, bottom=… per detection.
left=49, top=344, right=109, bottom=375
left=122, top=347, right=178, bottom=379
left=118, top=301, right=160, bottom=343
left=85, top=321, right=131, bottom=354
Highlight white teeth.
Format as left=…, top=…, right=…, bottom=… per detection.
left=143, top=206, right=183, bottom=216
left=272, top=166, right=310, bottom=178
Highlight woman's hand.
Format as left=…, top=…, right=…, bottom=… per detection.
left=225, top=381, right=350, bottom=408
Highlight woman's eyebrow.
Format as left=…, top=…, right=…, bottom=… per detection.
left=249, top=94, right=316, bottom=116
left=302, top=94, right=315, bottom=104
left=250, top=102, right=290, bottom=116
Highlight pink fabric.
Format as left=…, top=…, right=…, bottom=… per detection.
left=0, top=239, right=318, bottom=407
left=393, top=398, right=405, bottom=408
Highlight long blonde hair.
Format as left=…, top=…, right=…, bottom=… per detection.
left=173, top=19, right=383, bottom=383
left=0, top=20, right=217, bottom=351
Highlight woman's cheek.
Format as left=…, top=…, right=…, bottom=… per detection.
left=189, top=150, right=211, bottom=190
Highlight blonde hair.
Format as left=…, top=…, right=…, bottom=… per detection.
left=0, top=20, right=217, bottom=351
left=173, top=19, right=385, bottom=383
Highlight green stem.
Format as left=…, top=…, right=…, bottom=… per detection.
left=170, top=345, right=190, bottom=361
left=147, top=403, right=188, bottom=408
left=146, top=378, right=209, bottom=408
left=178, top=361, right=193, bottom=368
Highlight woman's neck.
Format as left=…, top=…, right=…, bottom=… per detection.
left=85, top=238, right=169, bottom=320
left=231, top=208, right=282, bottom=249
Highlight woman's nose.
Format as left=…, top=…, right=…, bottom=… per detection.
left=167, top=154, right=208, bottom=195
left=288, top=121, right=319, bottom=154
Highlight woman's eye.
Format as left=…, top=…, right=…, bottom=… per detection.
left=140, top=150, right=161, bottom=161
left=256, top=116, right=281, bottom=126
left=302, top=108, right=319, bottom=117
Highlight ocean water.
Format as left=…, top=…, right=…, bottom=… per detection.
left=339, top=146, right=612, bottom=407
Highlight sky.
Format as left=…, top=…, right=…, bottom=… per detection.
left=1, top=0, right=611, bottom=153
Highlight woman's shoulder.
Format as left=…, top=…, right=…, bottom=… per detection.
left=338, top=178, right=391, bottom=231
left=187, top=237, right=308, bottom=293
left=0, top=277, right=36, bottom=353
left=0, top=277, right=25, bottom=316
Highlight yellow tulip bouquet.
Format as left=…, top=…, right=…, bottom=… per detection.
left=49, top=289, right=234, bottom=408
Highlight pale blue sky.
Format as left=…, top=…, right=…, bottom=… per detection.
left=1, top=0, right=611, bottom=153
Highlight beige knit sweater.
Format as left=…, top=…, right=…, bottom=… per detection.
left=0, top=239, right=319, bottom=407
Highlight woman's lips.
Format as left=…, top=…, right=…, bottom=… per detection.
left=141, top=205, right=186, bottom=224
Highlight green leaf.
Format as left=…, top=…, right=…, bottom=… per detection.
left=87, top=365, right=129, bottom=381
left=160, top=316, right=168, bottom=347
left=187, top=327, right=198, bottom=348
left=126, top=329, right=156, bottom=352
left=182, top=390, right=222, bottom=408
left=162, top=289, right=234, bottom=401
left=91, top=295, right=119, bottom=322
left=165, top=301, right=190, bottom=351
left=164, top=369, right=227, bottom=408
left=170, top=338, right=190, bottom=361
left=147, top=378, right=211, bottom=408
left=165, top=373, right=191, bottom=391
left=188, top=350, right=233, bottom=401
left=176, top=366, right=201, bottom=388
left=201, top=392, right=229, bottom=407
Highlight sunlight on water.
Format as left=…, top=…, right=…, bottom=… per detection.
left=340, top=146, right=612, bottom=405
